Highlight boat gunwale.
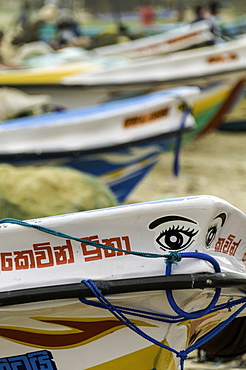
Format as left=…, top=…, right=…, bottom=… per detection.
left=1, top=271, right=245, bottom=307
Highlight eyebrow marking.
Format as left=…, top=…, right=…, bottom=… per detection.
left=149, top=215, right=197, bottom=230
left=214, top=213, right=226, bottom=226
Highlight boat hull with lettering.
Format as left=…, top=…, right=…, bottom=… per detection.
left=0, top=195, right=245, bottom=370
left=62, top=37, right=246, bottom=138
left=0, top=20, right=213, bottom=73
left=0, top=20, right=212, bottom=111
left=91, top=20, right=214, bottom=59
left=0, top=86, right=198, bottom=203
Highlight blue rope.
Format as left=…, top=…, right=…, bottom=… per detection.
left=79, top=288, right=246, bottom=324
left=77, top=252, right=244, bottom=370
left=80, top=279, right=181, bottom=358
left=79, top=280, right=189, bottom=370
left=165, top=252, right=221, bottom=319
left=173, top=107, right=191, bottom=177
left=210, top=297, right=246, bottom=312
left=80, top=279, right=246, bottom=370
left=185, top=302, right=246, bottom=356
left=78, top=296, right=186, bottom=323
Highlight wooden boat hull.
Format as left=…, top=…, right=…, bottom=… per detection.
left=0, top=195, right=245, bottom=370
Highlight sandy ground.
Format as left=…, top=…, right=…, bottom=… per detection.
left=127, top=130, right=246, bottom=214
left=185, top=354, right=246, bottom=369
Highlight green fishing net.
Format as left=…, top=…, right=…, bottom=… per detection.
left=0, top=164, right=118, bottom=220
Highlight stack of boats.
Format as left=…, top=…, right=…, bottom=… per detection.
left=0, top=21, right=245, bottom=202
left=0, top=17, right=246, bottom=370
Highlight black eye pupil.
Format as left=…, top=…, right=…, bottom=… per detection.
left=165, top=230, right=183, bottom=250
left=155, top=224, right=198, bottom=252
left=206, top=226, right=217, bottom=246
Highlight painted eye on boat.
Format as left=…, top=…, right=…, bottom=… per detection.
left=206, top=225, right=217, bottom=246
left=156, top=226, right=198, bottom=251
left=205, top=212, right=227, bottom=247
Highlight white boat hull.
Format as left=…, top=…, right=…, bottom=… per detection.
left=0, top=87, right=198, bottom=203
left=0, top=195, right=245, bottom=369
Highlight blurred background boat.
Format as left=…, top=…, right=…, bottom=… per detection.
left=89, top=20, right=214, bottom=59
left=0, top=86, right=198, bottom=203
left=61, top=37, right=246, bottom=139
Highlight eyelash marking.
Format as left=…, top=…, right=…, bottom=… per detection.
left=156, top=225, right=198, bottom=251
left=159, top=225, right=198, bottom=237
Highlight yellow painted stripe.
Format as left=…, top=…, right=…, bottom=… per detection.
left=0, top=64, right=98, bottom=85
left=100, top=156, right=156, bottom=183
left=85, top=340, right=175, bottom=370
left=193, top=87, right=231, bottom=116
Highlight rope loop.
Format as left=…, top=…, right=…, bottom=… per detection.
left=80, top=279, right=246, bottom=370
left=165, top=251, right=221, bottom=319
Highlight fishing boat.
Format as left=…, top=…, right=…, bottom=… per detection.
left=3, top=20, right=213, bottom=69
left=69, top=37, right=246, bottom=88
left=0, top=20, right=212, bottom=86
left=61, top=37, right=246, bottom=141
left=90, top=20, right=214, bottom=59
left=0, top=86, right=198, bottom=203
left=1, top=38, right=245, bottom=138
left=0, top=53, right=128, bottom=87
left=0, top=52, right=129, bottom=108
left=0, top=195, right=245, bottom=370
left=0, top=22, right=214, bottom=119
left=0, top=36, right=245, bottom=136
